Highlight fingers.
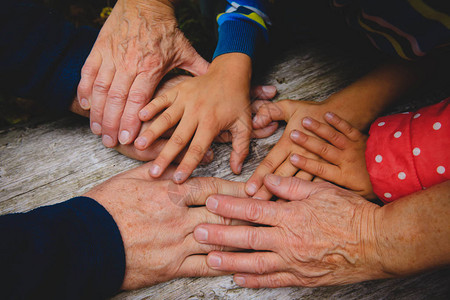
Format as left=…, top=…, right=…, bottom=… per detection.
left=134, top=105, right=182, bottom=150
left=205, top=251, right=284, bottom=274
left=204, top=194, right=281, bottom=226
left=118, top=73, right=158, bottom=145
left=324, top=112, right=363, bottom=142
left=169, top=177, right=247, bottom=207
left=290, top=154, right=341, bottom=183
left=115, top=138, right=168, bottom=161
left=233, top=272, right=299, bottom=288
left=177, top=255, right=228, bottom=278
left=252, top=100, right=288, bottom=129
left=139, top=90, right=175, bottom=122
left=251, top=122, right=279, bottom=139
left=250, top=85, right=277, bottom=100
left=172, top=127, right=217, bottom=183
left=194, top=224, right=277, bottom=250
left=101, top=72, right=135, bottom=147
left=263, top=174, right=326, bottom=201
left=77, top=50, right=102, bottom=110
left=89, top=61, right=116, bottom=135
left=245, top=144, right=289, bottom=196
left=229, top=120, right=252, bottom=175
left=148, top=117, right=197, bottom=178
left=290, top=129, right=341, bottom=164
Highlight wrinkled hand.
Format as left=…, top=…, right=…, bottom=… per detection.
left=84, top=163, right=248, bottom=290
left=246, top=100, right=329, bottom=199
left=194, top=175, right=385, bottom=288
left=77, top=0, right=208, bottom=148
left=289, top=112, right=376, bottom=199
left=135, top=53, right=277, bottom=183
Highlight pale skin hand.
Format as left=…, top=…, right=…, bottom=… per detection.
left=194, top=175, right=386, bottom=287
left=135, top=53, right=255, bottom=183
left=194, top=176, right=450, bottom=288
left=83, top=163, right=249, bottom=290
left=246, top=60, right=433, bottom=200
left=289, top=112, right=376, bottom=200
left=77, top=0, right=209, bottom=148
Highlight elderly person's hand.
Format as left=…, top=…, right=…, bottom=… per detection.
left=194, top=175, right=450, bottom=288
left=77, top=0, right=209, bottom=148
left=84, top=163, right=247, bottom=290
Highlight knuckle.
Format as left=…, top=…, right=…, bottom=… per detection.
left=254, top=254, right=267, bottom=275
left=127, top=90, right=148, bottom=105
left=287, top=177, right=302, bottom=195
left=93, top=80, right=111, bottom=94
left=315, top=163, right=327, bottom=176
left=245, top=202, right=263, bottom=223
left=247, top=229, right=262, bottom=250
left=81, top=64, right=97, bottom=77
left=266, top=275, right=285, bottom=287
left=188, top=144, right=205, bottom=157
left=160, top=112, right=173, bottom=126
left=318, top=144, right=330, bottom=157
left=108, top=90, right=128, bottom=105
left=170, top=134, right=186, bottom=147
left=261, top=159, right=275, bottom=170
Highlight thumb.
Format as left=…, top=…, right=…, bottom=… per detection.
left=176, top=37, right=210, bottom=76
left=252, top=100, right=287, bottom=129
left=263, top=174, right=325, bottom=201
left=250, top=85, right=277, bottom=100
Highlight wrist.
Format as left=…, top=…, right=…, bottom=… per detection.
left=210, top=53, right=252, bottom=90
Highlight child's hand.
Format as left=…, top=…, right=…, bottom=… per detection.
left=134, top=53, right=255, bottom=183
left=246, top=99, right=329, bottom=199
left=289, top=112, right=376, bottom=199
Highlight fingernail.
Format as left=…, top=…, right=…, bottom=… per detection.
left=135, top=137, right=147, bottom=148
left=325, top=112, right=335, bottom=120
left=237, top=163, right=243, bottom=174
left=174, top=171, right=187, bottom=183
left=150, top=163, right=161, bottom=176
left=206, top=197, right=219, bottom=211
left=91, top=122, right=101, bottom=135
left=262, top=85, right=276, bottom=94
left=208, top=254, right=222, bottom=268
left=252, top=115, right=259, bottom=124
left=119, top=130, right=130, bottom=144
left=102, top=135, right=114, bottom=147
left=194, top=227, right=208, bottom=242
left=302, top=117, right=312, bottom=127
left=266, top=174, right=281, bottom=186
left=139, top=110, right=149, bottom=120
left=206, top=148, right=214, bottom=160
left=246, top=183, right=258, bottom=195
left=290, top=154, right=300, bottom=164
left=253, top=196, right=263, bottom=200
left=80, top=98, right=90, bottom=109
left=234, top=276, right=246, bottom=286
left=290, top=130, right=300, bottom=140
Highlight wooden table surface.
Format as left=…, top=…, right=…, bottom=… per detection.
left=1, top=38, right=449, bottom=299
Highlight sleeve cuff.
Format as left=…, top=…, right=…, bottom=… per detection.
left=213, top=20, right=264, bottom=60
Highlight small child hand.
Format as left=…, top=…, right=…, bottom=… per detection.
left=289, top=112, right=376, bottom=199
left=134, top=53, right=254, bottom=183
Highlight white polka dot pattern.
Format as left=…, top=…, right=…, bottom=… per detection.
left=394, top=131, right=402, bottom=138
left=398, top=172, right=406, bottom=180
left=375, top=155, right=382, bottom=163
left=378, top=122, right=385, bottom=127
left=437, top=166, right=445, bottom=174
left=433, top=122, right=441, bottom=130
left=413, top=147, right=421, bottom=156
left=384, top=193, right=392, bottom=198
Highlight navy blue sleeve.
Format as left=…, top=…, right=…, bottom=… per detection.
left=0, top=197, right=126, bottom=299
left=0, top=0, right=99, bottom=111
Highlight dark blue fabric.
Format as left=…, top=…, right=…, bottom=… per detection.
left=0, top=197, right=125, bottom=299
left=0, top=0, right=99, bottom=111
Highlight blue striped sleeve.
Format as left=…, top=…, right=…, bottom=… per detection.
left=213, top=0, right=270, bottom=59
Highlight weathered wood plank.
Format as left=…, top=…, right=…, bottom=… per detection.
left=1, top=39, right=449, bottom=299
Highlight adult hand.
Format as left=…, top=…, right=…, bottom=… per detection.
left=84, top=163, right=247, bottom=290
left=194, top=175, right=386, bottom=288
left=77, top=0, right=209, bottom=148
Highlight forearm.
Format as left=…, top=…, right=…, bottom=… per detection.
left=323, top=58, right=436, bottom=131
left=375, top=181, right=450, bottom=276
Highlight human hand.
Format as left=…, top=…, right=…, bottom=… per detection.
left=136, top=53, right=276, bottom=183
left=194, top=175, right=386, bottom=288
left=83, top=163, right=248, bottom=290
left=246, top=99, right=329, bottom=199
left=77, top=0, right=209, bottom=148
left=289, top=112, right=376, bottom=199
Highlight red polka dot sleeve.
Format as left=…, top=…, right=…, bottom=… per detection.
left=365, top=98, right=450, bottom=203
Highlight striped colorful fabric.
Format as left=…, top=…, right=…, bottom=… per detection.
left=332, top=0, right=450, bottom=59
left=213, top=0, right=270, bottom=59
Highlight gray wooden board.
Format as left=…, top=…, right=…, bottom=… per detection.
left=1, top=40, right=449, bottom=299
